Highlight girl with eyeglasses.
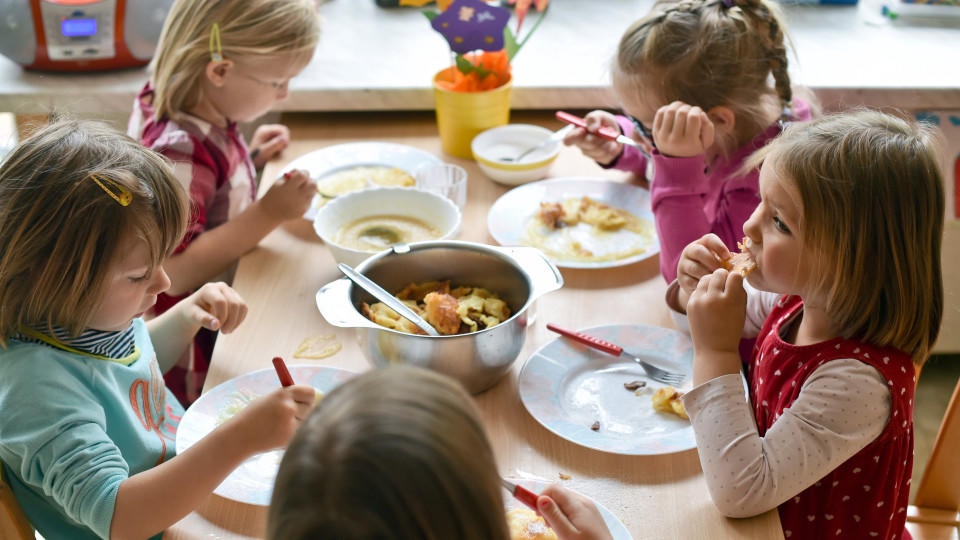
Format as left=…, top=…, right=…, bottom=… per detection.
left=127, top=0, right=320, bottom=404
left=564, top=0, right=816, bottom=285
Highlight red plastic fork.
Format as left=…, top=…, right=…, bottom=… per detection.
left=501, top=477, right=540, bottom=511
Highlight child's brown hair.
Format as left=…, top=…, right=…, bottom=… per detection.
left=0, top=118, right=189, bottom=343
left=268, top=365, right=509, bottom=540
left=760, top=109, right=944, bottom=362
left=615, top=0, right=801, bottom=149
left=150, top=0, right=320, bottom=120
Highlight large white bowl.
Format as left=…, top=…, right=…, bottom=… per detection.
left=471, top=124, right=561, bottom=186
left=313, top=187, right=462, bottom=267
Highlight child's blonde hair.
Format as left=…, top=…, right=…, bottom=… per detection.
left=268, top=366, right=509, bottom=540
left=0, top=118, right=189, bottom=343
left=762, top=109, right=944, bottom=362
left=150, top=0, right=320, bottom=120
left=616, top=0, right=795, bottom=148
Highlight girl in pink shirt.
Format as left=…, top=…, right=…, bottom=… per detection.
left=565, top=0, right=814, bottom=283
left=670, top=110, right=943, bottom=539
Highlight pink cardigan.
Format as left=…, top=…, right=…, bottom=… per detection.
left=607, top=99, right=811, bottom=281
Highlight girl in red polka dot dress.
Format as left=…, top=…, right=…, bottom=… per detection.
left=666, top=110, right=944, bottom=540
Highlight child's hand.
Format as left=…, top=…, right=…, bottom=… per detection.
left=675, top=234, right=731, bottom=311
left=183, top=282, right=248, bottom=334
left=537, top=484, right=613, bottom=540
left=687, top=268, right=747, bottom=356
left=228, top=385, right=316, bottom=454
left=259, top=168, right=317, bottom=222
left=562, top=110, right=623, bottom=166
left=653, top=101, right=715, bottom=158
left=249, top=124, right=291, bottom=169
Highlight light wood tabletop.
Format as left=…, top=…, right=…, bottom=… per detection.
left=163, top=110, right=783, bottom=540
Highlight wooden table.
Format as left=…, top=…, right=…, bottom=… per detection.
left=164, top=110, right=783, bottom=540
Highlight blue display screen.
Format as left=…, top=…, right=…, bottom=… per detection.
left=61, top=18, right=97, bottom=37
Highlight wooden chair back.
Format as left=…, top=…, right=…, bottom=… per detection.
left=0, top=463, right=33, bottom=540
left=906, top=373, right=960, bottom=538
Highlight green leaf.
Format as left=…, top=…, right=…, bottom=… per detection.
left=455, top=54, right=492, bottom=78
left=422, top=9, right=438, bottom=21
left=503, top=27, right=520, bottom=61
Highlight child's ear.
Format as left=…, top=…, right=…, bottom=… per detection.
left=205, top=60, right=234, bottom=87
left=706, top=106, right=735, bottom=135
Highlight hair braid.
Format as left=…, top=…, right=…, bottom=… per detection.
left=737, top=0, right=793, bottom=113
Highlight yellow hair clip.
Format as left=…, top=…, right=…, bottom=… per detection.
left=209, top=22, right=223, bottom=62
left=90, top=174, right=132, bottom=207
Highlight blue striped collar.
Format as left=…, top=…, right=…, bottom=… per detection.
left=14, top=324, right=137, bottom=361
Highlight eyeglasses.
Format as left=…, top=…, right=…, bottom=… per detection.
left=235, top=70, right=289, bottom=91
left=625, top=113, right=656, bottom=150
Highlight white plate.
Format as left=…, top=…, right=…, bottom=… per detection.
left=282, top=142, right=442, bottom=220
left=175, top=365, right=357, bottom=506
left=504, top=478, right=633, bottom=540
left=519, top=324, right=695, bottom=455
left=487, top=177, right=659, bottom=269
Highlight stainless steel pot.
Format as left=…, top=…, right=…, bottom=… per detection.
left=316, top=240, right=563, bottom=393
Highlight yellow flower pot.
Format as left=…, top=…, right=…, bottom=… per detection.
left=432, top=67, right=512, bottom=159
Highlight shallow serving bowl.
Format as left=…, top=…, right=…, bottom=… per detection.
left=313, top=187, right=461, bottom=267
left=472, top=124, right=561, bottom=186
left=315, top=240, right=564, bottom=393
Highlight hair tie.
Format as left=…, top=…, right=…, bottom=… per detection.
left=209, top=22, right=223, bottom=62
left=90, top=174, right=132, bottom=207
left=721, top=0, right=734, bottom=8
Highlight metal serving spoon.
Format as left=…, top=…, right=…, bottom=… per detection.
left=337, top=262, right=440, bottom=336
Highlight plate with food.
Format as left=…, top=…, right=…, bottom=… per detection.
left=282, top=142, right=442, bottom=220
left=504, top=479, right=632, bottom=540
left=487, top=177, right=658, bottom=269
left=518, top=324, right=695, bottom=455
left=175, top=365, right=357, bottom=505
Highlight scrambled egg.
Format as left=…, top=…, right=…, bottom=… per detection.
left=526, top=196, right=654, bottom=263
left=315, top=166, right=416, bottom=206
left=507, top=508, right=558, bottom=540
left=651, top=386, right=689, bottom=420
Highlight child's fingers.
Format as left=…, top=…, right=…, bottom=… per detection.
left=685, top=106, right=703, bottom=139
left=217, top=287, right=248, bottom=334
left=699, top=110, right=716, bottom=148
left=536, top=495, right=578, bottom=537
left=708, top=268, right=729, bottom=293
left=699, top=233, right=732, bottom=260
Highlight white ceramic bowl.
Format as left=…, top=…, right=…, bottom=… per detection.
left=313, top=187, right=462, bottom=267
left=471, top=124, right=561, bottom=186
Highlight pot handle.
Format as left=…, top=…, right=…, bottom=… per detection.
left=497, top=246, right=564, bottom=301
left=315, top=278, right=379, bottom=329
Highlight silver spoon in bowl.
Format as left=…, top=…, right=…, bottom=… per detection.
left=499, top=124, right=573, bottom=163
left=337, top=262, right=440, bottom=336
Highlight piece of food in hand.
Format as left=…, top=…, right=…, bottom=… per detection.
left=722, top=237, right=756, bottom=276
left=313, top=389, right=325, bottom=407
left=652, top=386, right=689, bottom=419
left=507, top=508, right=559, bottom=540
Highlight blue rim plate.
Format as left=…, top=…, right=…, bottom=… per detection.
left=519, top=324, right=695, bottom=455
left=486, top=177, right=659, bottom=269
left=504, top=478, right=633, bottom=539
left=175, top=365, right=357, bottom=506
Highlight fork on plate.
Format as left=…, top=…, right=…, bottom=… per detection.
left=546, top=323, right=687, bottom=386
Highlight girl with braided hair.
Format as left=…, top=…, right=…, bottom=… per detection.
left=564, top=0, right=815, bottom=284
